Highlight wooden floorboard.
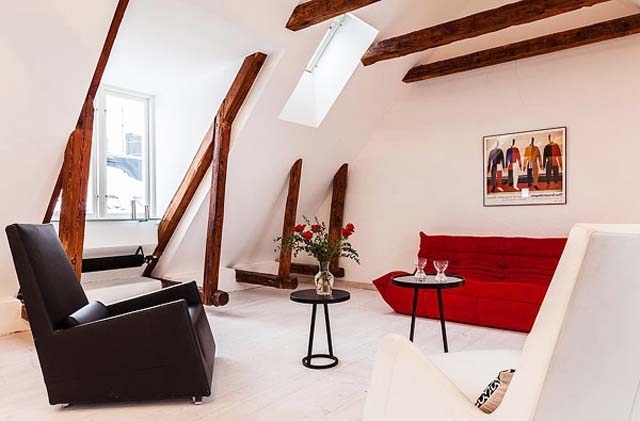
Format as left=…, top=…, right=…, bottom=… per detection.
left=0, top=287, right=526, bottom=420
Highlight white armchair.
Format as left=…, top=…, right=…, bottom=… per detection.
left=363, top=224, right=640, bottom=421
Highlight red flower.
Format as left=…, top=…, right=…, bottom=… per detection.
left=294, top=224, right=306, bottom=233
left=345, top=223, right=355, bottom=234
left=311, top=224, right=322, bottom=233
left=341, top=228, right=352, bottom=238
left=302, top=231, right=313, bottom=240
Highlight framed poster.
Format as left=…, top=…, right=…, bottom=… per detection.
left=483, top=127, right=566, bottom=207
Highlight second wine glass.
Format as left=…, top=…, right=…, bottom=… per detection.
left=434, top=260, right=449, bottom=282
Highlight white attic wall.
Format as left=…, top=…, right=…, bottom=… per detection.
left=0, top=0, right=119, bottom=298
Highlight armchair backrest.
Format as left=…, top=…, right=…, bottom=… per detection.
left=5, top=224, right=88, bottom=338
left=496, top=225, right=640, bottom=420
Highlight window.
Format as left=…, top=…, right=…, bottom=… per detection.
left=279, top=14, right=379, bottom=128
left=55, top=87, right=155, bottom=220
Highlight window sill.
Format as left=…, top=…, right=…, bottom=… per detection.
left=51, top=218, right=161, bottom=223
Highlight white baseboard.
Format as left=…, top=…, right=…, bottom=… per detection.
left=0, top=296, right=28, bottom=336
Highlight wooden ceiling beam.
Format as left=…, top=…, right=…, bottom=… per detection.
left=286, top=0, right=382, bottom=31
left=403, top=13, right=640, bottom=83
left=362, top=0, right=610, bottom=66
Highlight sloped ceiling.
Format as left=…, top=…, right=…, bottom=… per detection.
left=0, top=0, right=637, bottom=296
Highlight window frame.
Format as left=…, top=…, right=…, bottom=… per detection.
left=54, top=86, right=156, bottom=221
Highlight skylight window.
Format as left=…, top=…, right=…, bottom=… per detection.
left=280, top=14, right=378, bottom=128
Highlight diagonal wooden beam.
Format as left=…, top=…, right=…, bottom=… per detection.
left=286, top=0, right=382, bottom=31
left=55, top=0, right=129, bottom=278
left=404, top=13, right=640, bottom=83
left=43, top=169, right=63, bottom=224
left=362, top=0, right=609, bottom=66
left=201, top=52, right=267, bottom=306
left=142, top=124, right=215, bottom=277
left=328, top=163, right=348, bottom=273
left=144, top=52, right=267, bottom=282
left=277, top=159, right=303, bottom=286
left=44, top=0, right=129, bottom=226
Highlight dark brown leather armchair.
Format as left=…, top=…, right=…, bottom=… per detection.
left=5, top=224, right=215, bottom=405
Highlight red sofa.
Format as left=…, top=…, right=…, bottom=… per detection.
left=373, top=232, right=567, bottom=332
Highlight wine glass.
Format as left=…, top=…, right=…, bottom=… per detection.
left=414, top=257, right=427, bottom=281
left=434, top=260, right=449, bottom=282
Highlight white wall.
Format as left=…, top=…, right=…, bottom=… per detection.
left=0, top=0, right=118, bottom=298
left=343, top=35, right=640, bottom=283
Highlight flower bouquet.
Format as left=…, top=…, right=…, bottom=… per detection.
left=276, top=216, right=359, bottom=295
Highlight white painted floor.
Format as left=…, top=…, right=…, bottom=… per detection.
left=0, top=286, right=526, bottom=420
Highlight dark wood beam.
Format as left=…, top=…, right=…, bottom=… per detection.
left=143, top=124, right=215, bottom=277
left=362, top=0, right=609, bottom=66
left=202, top=52, right=267, bottom=306
left=49, top=0, right=129, bottom=276
left=145, top=52, right=267, bottom=282
left=328, top=163, right=348, bottom=273
left=235, top=269, right=298, bottom=290
left=86, top=0, right=129, bottom=100
left=286, top=0, right=382, bottom=31
left=404, top=13, right=640, bottom=83
left=218, top=52, right=268, bottom=122
left=58, top=99, right=95, bottom=277
left=203, top=118, right=231, bottom=307
left=43, top=169, right=63, bottom=223
left=277, top=159, right=303, bottom=283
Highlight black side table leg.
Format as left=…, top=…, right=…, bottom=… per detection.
left=323, top=303, right=334, bottom=356
left=437, top=288, right=448, bottom=353
left=409, top=287, right=419, bottom=342
left=305, top=304, right=317, bottom=364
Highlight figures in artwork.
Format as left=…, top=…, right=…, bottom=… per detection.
left=485, top=129, right=565, bottom=203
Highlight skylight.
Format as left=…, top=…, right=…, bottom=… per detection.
left=280, top=14, right=379, bottom=128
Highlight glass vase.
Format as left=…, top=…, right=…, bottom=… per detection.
left=315, top=261, right=334, bottom=296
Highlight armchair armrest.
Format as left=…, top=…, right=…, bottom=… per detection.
left=106, top=280, right=201, bottom=316
left=363, top=335, right=482, bottom=421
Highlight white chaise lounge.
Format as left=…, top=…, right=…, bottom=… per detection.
left=362, top=224, right=640, bottom=421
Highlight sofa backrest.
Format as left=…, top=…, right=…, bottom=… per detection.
left=494, top=225, right=640, bottom=420
left=418, top=232, right=566, bottom=285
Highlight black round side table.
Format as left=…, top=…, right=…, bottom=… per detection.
left=392, top=274, right=464, bottom=352
left=290, top=289, right=350, bottom=369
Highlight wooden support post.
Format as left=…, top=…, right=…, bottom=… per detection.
left=202, top=119, right=231, bottom=306
left=276, top=159, right=303, bottom=288
left=286, top=0, right=382, bottom=31
left=47, top=0, right=129, bottom=276
left=201, top=52, right=267, bottom=306
left=328, top=163, right=348, bottom=273
left=58, top=99, right=95, bottom=277
left=404, top=13, right=640, bottom=83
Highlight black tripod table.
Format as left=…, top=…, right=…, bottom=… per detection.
left=290, top=289, right=350, bottom=369
left=391, top=274, right=464, bottom=352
